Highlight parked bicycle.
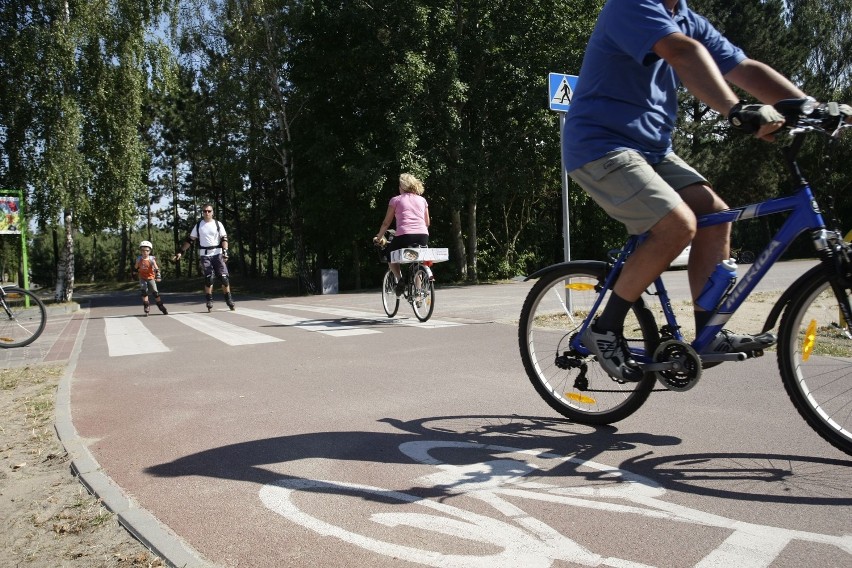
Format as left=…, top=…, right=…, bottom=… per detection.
left=0, top=283, right=47, bottom=348
left=731, top=245, right=756, bottom=264
left=519, top=99, right=852, bottom=456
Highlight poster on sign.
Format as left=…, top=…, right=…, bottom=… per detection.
left=0, top=196, right=21, bottom=234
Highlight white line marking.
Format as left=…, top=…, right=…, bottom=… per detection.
left=169, top=312, right=283, bottom=345
left=104, top=316, right=169, bottom=357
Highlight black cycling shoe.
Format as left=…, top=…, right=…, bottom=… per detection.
left=708, top=330, right=777, bottom=353
left=582, top=322, right=644, bottom=382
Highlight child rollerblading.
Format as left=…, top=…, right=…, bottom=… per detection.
left=134, top=241, right=168, bottom=316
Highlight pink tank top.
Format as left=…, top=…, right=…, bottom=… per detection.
left=390, top=193, right=428, bottom=236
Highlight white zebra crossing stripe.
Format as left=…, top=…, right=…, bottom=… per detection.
left=234, top=307, right=380, bottom=337
left=272, top=304, right=463, bottom=329
left=169, top=312, right=284, bottom=345
left=104, top=316, right=169, bottom=357
left=102, top=302, right=465, bottom=356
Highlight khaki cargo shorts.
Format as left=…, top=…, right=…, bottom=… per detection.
left=569, top=150, right=708, bottom=235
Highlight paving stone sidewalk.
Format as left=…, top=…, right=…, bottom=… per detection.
left=0, top=301, right=83, bottom=369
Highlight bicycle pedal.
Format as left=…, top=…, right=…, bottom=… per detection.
left=701, top=352, right=748, bottom=363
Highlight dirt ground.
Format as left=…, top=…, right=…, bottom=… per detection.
left=1, top=365, right=164, bottom=568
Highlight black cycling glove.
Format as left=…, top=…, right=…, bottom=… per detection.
left=728, top=102, right=784, bottom=134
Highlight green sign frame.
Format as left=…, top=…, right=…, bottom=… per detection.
left=0, top=189, right=30, bottom=289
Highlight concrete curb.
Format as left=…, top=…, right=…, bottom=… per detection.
left=45, top=301, right=81, bottom=316
left=53, top=309, right=216, bottom=568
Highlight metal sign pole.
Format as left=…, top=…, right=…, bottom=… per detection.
left=560, top=112, right=570, bottom=265
left=548, top=73, right=579, bottom=316
left=559, top=113, right=572, bottom=314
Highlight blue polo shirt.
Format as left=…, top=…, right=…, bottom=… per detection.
left=563, top=0, right=745, bottom=171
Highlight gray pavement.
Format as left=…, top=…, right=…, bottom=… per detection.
left=5, top=258, right=838, bottom=568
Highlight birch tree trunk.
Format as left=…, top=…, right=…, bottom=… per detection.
left=54, top=212, right=74, bottom=302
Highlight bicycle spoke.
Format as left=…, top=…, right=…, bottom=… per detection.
left=0, top=288, right=47, bottom=348
left=519, top=265, right=657, bottom=425
left=779, top=276, right=852, bottom=455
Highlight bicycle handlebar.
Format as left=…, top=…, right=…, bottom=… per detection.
left=769, top=98, right=852, bottom=184
left=775, top=98, right=852, bottom=138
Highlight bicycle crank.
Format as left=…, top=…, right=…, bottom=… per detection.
left=650, top=339, right=702, bottom=392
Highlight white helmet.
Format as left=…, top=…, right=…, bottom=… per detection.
left=139, top=240, right=153, bottom=250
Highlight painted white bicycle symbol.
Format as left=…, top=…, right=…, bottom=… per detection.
left=259, top=441, right=852, bottom=567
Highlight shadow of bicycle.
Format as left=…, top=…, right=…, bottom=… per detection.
left=144, top=412, right=851, bottom=505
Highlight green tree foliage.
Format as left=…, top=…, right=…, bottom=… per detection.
left=5, top=0, right=852, bottom=293
left=680, top=0, right=852, bottom=253
left=0, top=0, right=177, bottom=299
left=289, top=0, right=606, bottom=283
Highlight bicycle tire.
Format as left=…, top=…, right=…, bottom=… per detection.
left=0, top=287, right=47, bottom=348
left=777, top=269, right=852, bottom=455
left=738, top=250, right=755, bottom=264
left=411, top=266, right=435, bottom=322
left=381, top=270, right=399, bottom=317
left=518, top=263, right=659, bottom=424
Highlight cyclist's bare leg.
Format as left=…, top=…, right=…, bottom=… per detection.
left=676, top=182, right=772, bottom=350
left=612, top=202, right=696, bottom=302
left=389, top=262, right=402, bottom=282
left=678, top=183, right=731, bottom=301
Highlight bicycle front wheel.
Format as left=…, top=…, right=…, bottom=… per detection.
left=381, top=270, right=399, bottom=317
left=738, top=250, right=755, bottom=264
left=778, top=271, right=852, bottom=455
left=0, top=287, right=47, bottom=348
left=518, top=263, right=659, bottom=425
left=411, top=266, right=435, bottom=322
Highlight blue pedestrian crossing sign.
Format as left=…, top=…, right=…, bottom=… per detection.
left=548, top=73, right=578, bottom=112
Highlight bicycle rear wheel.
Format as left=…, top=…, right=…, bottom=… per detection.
left=0, top=287, right=47, bottom=348
left=518, top=263, right=659, bottom=424
left=411, top=266, right=435, bottom=322
left=777, top=271, right=852, bottom=455
left=381, top=270, right=399, bottom=317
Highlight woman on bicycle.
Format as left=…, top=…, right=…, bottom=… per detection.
left=374, top=173, right=430, bottom=295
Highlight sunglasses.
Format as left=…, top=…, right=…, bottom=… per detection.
left=203, top=209, right=213, bottom=213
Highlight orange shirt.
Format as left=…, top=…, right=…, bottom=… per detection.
left=136, top=256, right=158, bottom=280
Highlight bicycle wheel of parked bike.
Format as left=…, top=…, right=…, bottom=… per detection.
left=778, top=270, right=852, bottom=455
left=518, top=263, right=659, bottom=425
left=0, top=287, right=47, bottom=348
left=381, top=270, right=399, bottom=318
left=737, top=250, right=755, bottom=264
left=411, top=266, right=434, bottom=322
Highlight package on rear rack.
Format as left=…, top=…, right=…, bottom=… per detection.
left=390, top=247, right=449, bottom=264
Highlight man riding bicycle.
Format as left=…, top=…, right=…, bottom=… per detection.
left=563, top=0, right=849, bottom=382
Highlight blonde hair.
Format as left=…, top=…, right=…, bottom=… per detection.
left=399, top=173, right=425, bottom=195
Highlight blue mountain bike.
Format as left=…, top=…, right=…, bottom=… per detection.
left=519, top=99, right=852, bottom=456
